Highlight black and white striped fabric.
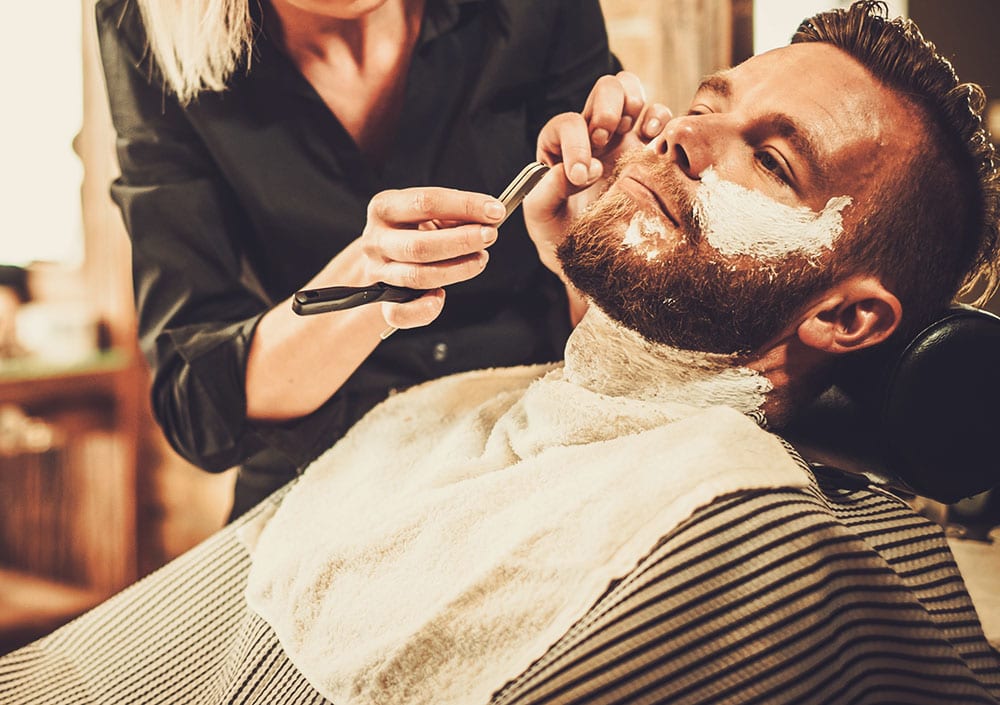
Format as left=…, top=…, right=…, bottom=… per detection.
left=2, top=455, right=998, bottom=705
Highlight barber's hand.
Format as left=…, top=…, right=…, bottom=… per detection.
left=526, top=71, right=672, bottom=280
left=358, top=186, right=507, bottom=329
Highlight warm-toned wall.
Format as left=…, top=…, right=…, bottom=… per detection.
left=78, top=0, right=236, bottom=573
left=600, top=0, right=733, bottom=113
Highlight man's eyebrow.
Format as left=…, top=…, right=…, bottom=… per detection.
left=755, top=112, right=830, bottom=188
left=694, top=72, right=830, bottom=187
left=696, top=72, right=732, bottom=98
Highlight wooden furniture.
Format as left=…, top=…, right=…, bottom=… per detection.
left=0, top=349, right=143, bottom=653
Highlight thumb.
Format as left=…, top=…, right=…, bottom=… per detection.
left=525, top=158, right=603, bottom=224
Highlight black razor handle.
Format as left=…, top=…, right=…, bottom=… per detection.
left=291, top=282, right=426, bottom=315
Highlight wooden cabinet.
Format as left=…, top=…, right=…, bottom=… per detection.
left=0, top=349, right=143, bottom=652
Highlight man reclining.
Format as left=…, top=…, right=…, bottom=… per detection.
left=2, top=2, right=999, bottom=704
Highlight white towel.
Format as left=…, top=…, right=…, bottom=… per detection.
left=243, top=353, right=809, bottom=705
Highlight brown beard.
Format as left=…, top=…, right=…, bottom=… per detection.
left=557, top=150, right=834, bottom=355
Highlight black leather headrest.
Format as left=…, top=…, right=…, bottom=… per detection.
left=784, top=305, right=1000, bottom=504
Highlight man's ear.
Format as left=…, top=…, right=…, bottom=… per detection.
left=796, top=275, right=902, bottom=354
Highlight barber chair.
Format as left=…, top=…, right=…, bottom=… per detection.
left=784, top=305, right=1000, bottom=519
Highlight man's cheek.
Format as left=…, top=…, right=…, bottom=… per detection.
left=694, top=166, right=851, bottom=263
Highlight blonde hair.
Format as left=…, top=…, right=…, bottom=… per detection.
left=135, top=0, right=254, bottom=104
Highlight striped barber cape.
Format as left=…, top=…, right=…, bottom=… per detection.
left=1, top=453, right=999, bottom=705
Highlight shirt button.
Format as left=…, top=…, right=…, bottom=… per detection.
left=432, top=342, right=448, bottom=362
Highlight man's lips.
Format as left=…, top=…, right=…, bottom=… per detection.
left=613, top=168, right=680, bottom=228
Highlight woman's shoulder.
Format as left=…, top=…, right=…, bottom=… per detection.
left=95, top=0, right=148, bottom=66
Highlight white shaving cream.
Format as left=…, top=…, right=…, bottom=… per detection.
left=694, top=166, right=852, bottom=262
left=564, top=306, right=772, bottom=415
left=621, top=212, right=668, bottom=260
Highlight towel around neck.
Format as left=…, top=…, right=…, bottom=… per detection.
left=242, top=307, right=808, bottom=705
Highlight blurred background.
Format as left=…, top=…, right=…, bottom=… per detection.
left=1, top=0, right=997, bottom=653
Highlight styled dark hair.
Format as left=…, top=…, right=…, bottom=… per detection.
left=793, top=0, right=999, bottom=332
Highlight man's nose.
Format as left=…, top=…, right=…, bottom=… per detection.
left=647, top=115, right=717, bottom=179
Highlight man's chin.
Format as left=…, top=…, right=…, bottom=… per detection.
left=557, top=229, right=695, bottom=350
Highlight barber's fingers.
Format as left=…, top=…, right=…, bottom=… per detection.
left=352, top=185, right=503, bottom=331
left=537, top=73, right=666, bottom=188
left=640, top=103, right=673, bottom=140
left=536, top=112, right=604, bottom=187
left=361, top=186, right=498, bottom=288
left=367, top=187, right=506, bottom=228
left=373, top=250, right=490, bottom=292
left=537, top=73, right=639, bottom=183
left=583, top=71, right=646, bottom=147
left=368, top=221, right=497, bottom=264
left=381, top=289, right=447, bottom=329
left=523, top=162, right=577, bottom=227
left=609, top=102, right=676, bottom=156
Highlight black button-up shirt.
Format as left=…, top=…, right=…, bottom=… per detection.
left=96, top=0, right=619, bottom=505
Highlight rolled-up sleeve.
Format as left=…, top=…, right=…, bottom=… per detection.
left=97, top=5, right=269, bottom=471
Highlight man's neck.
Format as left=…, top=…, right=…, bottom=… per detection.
left=746, top=336, right=833, bottom=428
left=562, top=307, right=774, bottom=419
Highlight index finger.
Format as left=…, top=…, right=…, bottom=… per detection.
left=610, top=71, right=646, bottom=134
left=368, top=187, right=506, bottom=227
left=584, top=71, right=646, bottom=147
left=536, top=112, right=601, bottom=187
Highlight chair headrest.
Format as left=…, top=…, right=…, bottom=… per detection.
left=783, top=305, right=1000, bottom=504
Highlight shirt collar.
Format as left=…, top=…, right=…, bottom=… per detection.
left=249, top=0, right=496, bottom=74
left=242, top=0, right=503, bottom=101
left=422, top=0, right=500, bottom=43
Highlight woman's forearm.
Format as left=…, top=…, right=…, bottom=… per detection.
left=244, top=297, right=388, bottom=420
left=245, top=238, right=386, bottom=421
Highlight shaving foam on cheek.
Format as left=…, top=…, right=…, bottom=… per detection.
left=694, top=166, right=852, bottom=261
left=621, top=212, right=668, bottom=261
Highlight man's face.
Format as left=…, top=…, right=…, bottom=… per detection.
left=559, top=42, right=920, bottom=355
